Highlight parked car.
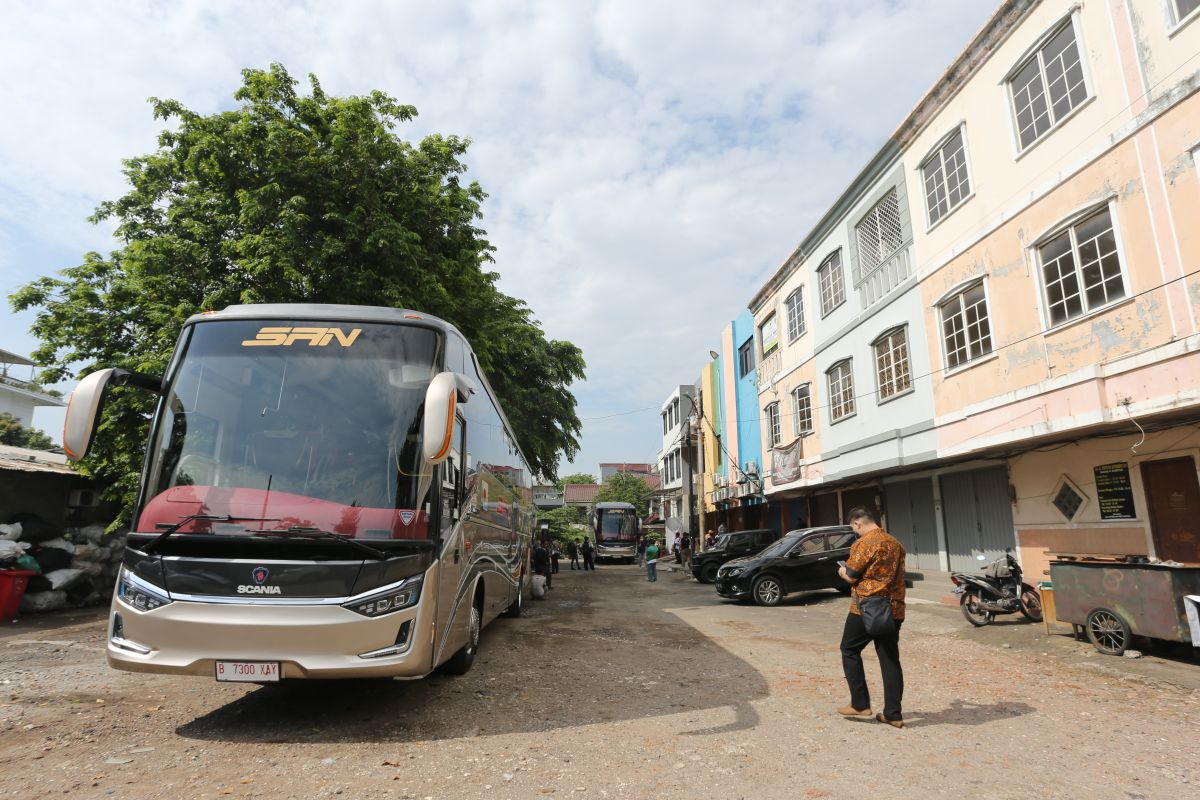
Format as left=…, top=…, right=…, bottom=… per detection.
left=715, top=526, right=858, bottom=606
left=691, top=528, right=779, bottom=583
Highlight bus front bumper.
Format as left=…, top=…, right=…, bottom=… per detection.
left=107, top=594, right=436, bottom=679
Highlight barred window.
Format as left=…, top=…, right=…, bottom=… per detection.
left=792, top=384, right=813, bottom=437
left=827, top=360, right=856, bottom=422
left=765, top=402, right=781, bottom=447
left=759, top=313, right=779, bottom=357
left=856, top=188, right=904, bottom=272
left=1039, top=207, right=1124, bottom=326
left=922, top=128, right=971, bottom=225
left=785, top=287, right=806, bottom=342
left=874, top=327, right=912, bottom=400
left=1009, top=20, right=1088, bottom=150
left=940, top=282, right=992, bottom=370
left=817, top=251, right=845, bottom=317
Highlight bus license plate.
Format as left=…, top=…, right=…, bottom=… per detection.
left=215, top=661, right=280, bottom=683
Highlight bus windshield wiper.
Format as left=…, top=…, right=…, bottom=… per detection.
left=145, top=514, right=279, bottom=554
left=246, top=526, right=395, bottom=561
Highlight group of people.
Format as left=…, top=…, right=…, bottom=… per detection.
left=530, top=537, right=595, bottom=599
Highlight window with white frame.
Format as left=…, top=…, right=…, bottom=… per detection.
left=922, top=128, right=971, bottom=225
left=856, top=188, right=904, bottom=272
left=817, top=250, right=845, bottom=317
left=1009, top=19, right=1089, bottom=150
left=1175, top=0, right=1200, bottom=24
left=765, top=402, right=781, bottom=447
left=1039, top=206, right=1125, bottom=326
left=940, top=282, right=992, bottom=369
left=759, top=313, right=779, bottom=357
left=792, top=384, right=813, bottom=437
left=873, top=326, right=912, bottom=400
left=785, top=287, right=806, bottom=342
left=827, top=360, right=856, bottom=422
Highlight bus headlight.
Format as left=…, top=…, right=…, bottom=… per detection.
left=116, top=567, right=173, bottom=612
left=343, top=575, right=423, bottom=618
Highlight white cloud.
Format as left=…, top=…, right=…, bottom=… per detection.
left=0, top=0, right=997, bottom=469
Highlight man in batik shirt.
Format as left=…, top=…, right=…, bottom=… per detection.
left=836, top=506, right=906, bottom=728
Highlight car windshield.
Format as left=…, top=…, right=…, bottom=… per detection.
left=138, top=319, right=441, bottom=539
left=756, top=535, right=797, bottom=559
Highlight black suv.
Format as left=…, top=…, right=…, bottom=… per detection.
left=715, top=526, right=858, bottom=606
left=691, top=528, right=778, bottom=583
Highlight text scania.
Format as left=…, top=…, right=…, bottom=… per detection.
left=237, top=585, right=283, bottom=595
left=241, top=327, right=362, bottom=347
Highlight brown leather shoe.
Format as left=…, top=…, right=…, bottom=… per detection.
left=837, top=705, right=872, bottom=717
left=876, top=713, right=904, bottom=728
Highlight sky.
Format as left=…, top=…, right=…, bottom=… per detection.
left=0, top=0, right=998, bottom=477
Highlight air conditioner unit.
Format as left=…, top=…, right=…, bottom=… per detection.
left=744, top=460, right=759, bottom=476
left=713, top=475, right=725, bottom=487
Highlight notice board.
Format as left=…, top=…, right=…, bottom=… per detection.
left=1094, top=462, right=1136, bottom=520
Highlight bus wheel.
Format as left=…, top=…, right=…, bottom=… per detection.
left=502, top=574, right=525, bottom=618
left=445, top=597, right=483, bottom=675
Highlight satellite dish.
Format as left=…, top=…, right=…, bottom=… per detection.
left=665, top=517, right=682, bottom=534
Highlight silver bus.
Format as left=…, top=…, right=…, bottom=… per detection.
left=590, top=501, right=639, bottom=563
left=63, top=304, right=532, bottom=681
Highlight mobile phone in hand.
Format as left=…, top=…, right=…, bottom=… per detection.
left=837, top=560, right=848, bottom=570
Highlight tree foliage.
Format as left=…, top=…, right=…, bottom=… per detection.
left=556, top=472, right=596, bottom=489
left=0, top=412, right=56, bottom=451
left=537, top=504, right=588, bottom=545
left=594, top=472, right=653, bottom=517
left=10, top=64, right=585, bottom=520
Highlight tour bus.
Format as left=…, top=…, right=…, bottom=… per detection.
left=590, top=501, right=639, bottom=563
left=62, top=304, right=533, bottom=681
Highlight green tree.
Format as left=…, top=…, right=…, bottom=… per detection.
left=0, top=412, right=56, bottom=451
left=10, top=64, right=585, bottom=521
left=594, top=472, right=653, bottom=517
left=537, top=504, right=587, bottom=544
left=556, top=472, right=596, bottom=490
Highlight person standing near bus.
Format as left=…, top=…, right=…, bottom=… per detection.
left=644, top=538, right=661, bottom=582
left=533, top=541, right=552, bottom=590
left=567, top=539, right=580, bottom=569
left=581, top=537, right=595, bottom=570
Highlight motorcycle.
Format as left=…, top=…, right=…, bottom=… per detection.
left=950, top=550, right=1043, bottom=626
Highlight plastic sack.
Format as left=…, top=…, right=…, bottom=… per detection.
left=0, top=523, right=21, bottom=541
left=40, top=537, right=76, bottom=554
left=72, top=543, right=102, bottom=560
left=20, top=590, right=67, bottom=613
left=74, top=560, right=105, bottom=577
left=0, top=540, right=31, bottom=560
left=43, top=568, right=86, bottom=590
left=6, top=514, right=60, bottom=543
left=33, top=547, right=73, bottom=573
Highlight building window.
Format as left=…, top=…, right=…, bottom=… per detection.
left=1174, top=0, right=1200, bottom=24
left=817, top=250, right=845, bottom=317
left=922, top=128, right=971, bottom=225
left=738, top=338, right=754, bottom=377
left=785, top=287, right=806, bottom=342
left=1039, top=206, right=1125, bottom=327
left=940, top=282, right=992, bottom=370
left=792, top=384, right=813, bottom=437
left=856, top=188, right=904, bottom=273
left=759, top=313, right=779, bottom=357
left=874, top=327, right=912, bottom=400
left=1052, top=478, right=1086, bottom=521
left=1009, top=19, right=1089, bottom=150
left=827, top=360, right=856, bottom=422
left=765, top=402, right=781, bottom=447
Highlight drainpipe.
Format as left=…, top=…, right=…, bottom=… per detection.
left=932, top=473, right=950, bottom=572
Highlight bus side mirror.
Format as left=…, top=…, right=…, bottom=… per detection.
left=63, top=368, right=163, bottom=461
left=423, top=371, right=474, bottom=464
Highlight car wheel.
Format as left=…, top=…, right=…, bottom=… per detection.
left=700, top=562, right=719, bottom=584
left=502, top=574, right=524, bottom=618
left=752, top=575, right=783, bottom=607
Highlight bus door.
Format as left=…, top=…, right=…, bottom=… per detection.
left=434, top=414, right=469, bottom=668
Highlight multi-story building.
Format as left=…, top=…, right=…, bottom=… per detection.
left=0, top=348, right=64, bottom=430
left=741, top=0, right=1200, bottom=575
left=655, top=385, right=696, bottom=539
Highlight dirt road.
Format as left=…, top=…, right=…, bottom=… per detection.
left=2, top=564, right=1198, bottom=799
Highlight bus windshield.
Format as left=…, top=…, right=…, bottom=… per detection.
left=137, top=320, right=441, bottom=539
left=595, top=509, right=637, bottom=543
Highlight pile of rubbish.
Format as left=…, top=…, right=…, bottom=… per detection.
left=0, top=514, right=125, bottom=612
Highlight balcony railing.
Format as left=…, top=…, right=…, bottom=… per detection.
left=756, top=349, right=782, bottom=390
left=858, top=245, right=912, bottom=309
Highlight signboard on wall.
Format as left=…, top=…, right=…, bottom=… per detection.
left=1094, top=462, right=1136, bottom=520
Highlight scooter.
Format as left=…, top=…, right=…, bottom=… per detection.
left=950, top=550, right=1043, bottom=626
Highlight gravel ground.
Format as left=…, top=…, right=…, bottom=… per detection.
left=2, top=563, right=1198, bottom=800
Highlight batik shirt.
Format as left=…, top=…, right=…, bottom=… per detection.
left=845, top=527, right=906, bottom=621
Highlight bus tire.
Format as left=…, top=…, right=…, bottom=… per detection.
left=444, top=592, right=483, bottom=675
left=502, top=574, right=525, bottom=618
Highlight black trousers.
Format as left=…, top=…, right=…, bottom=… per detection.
left=569, top=554, right=579, bottom=569
left=840, top=612, right=904, bottom=720
left=551, top=558, right=560, bottom=574
left=583, top=554, right=594, bottom=570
